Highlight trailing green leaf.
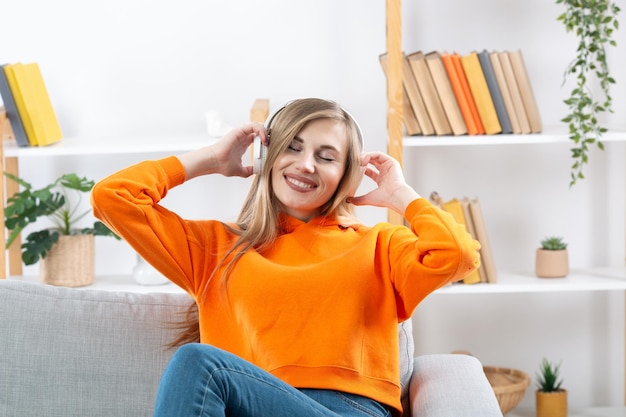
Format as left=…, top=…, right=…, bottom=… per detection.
left=556, top=0, right=620, bottom=186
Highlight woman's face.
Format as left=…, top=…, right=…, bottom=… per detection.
left=271, top=118, right=349, bottom=222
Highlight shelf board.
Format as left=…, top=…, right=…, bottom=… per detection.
left=11, top=267, right=625, bottom=295
left=509, top=406, right=626, bottom=417
left=9, top=274, right=187, bottom=294
left=403, top=126, right=626, bottom=147
left=435, top=267, right=626, bottom=294
left=2, top=135, right=218, bottom=157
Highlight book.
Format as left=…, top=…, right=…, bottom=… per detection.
left=460, top=52, right=502, bottom=134
left=379, top=53, right=423, bottom=135
left=488, top=51, right=522, bottom=134
left=424, top=51, right=467, bottom=136
left=4, top=62, right=63, bottom=146
left=450, top=53, right=485, bottom=135
left=406, top=51, right=451, bottom=136
left=508, top=49, right=542, bottom=133
left=402, top=89, right=421, bottom=135
left=3, top=64, right=37, bottom=145
left=477, top=50, right=512, bottom=134
left=461, top=198, right=487, bottom=282
left=440, top=52, right=480, bottom=135
left=0, top=65, right=29, bottom=147
left=467, top=197, right=497, bottom=283
left=441, top=198, right=481, bottom=284
left=499, top=51, right=531, bottom=134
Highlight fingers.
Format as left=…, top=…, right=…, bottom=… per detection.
left=239, top=122, right=269, bottom=145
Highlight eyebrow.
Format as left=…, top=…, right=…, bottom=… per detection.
left=292, top=136, right=342, bottom=153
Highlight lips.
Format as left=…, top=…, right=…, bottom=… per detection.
left=285, top=174, right=317, bottom=191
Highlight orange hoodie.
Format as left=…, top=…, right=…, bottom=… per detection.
left=91, top=156, right=480, bottom=415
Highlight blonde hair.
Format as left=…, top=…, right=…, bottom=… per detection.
left=170, top=98, right=364, bottom=346
left=238, top=98, right=363, bottom=246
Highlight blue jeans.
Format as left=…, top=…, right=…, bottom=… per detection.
left=154, top=343, right=392, bottom=417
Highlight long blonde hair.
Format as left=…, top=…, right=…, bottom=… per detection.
left=170, top=98, right=364, bottom=346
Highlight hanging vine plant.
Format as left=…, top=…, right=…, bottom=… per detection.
left=556, top=0, right=620, bottom=186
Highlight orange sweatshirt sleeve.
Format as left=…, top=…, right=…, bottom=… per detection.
left=383, top=198, right=481, bottom=320
left=91, top=156, right=233, bottom=295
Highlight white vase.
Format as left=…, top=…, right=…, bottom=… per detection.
left=132, top=254, right=169, bottom=286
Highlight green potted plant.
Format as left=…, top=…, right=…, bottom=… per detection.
left=535, top=236, right=569, bottom=278
left=557, top=0, right=620, bottom=186
left=4, top=172, right=119, bottom=287
left=536, top=358, right=567, bottom=417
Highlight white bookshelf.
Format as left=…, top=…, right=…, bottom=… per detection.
left=10, top=274, right=187, bottom=294
left=436, top=267, right=626, bottom=295
left=509, top=406, right=626, bottom=417
left=2, top=135, right=217, bottom=157
left=403, top=126, right=626, bottom=148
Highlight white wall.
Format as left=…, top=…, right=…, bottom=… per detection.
left=2, top=0, right=625, bottom=410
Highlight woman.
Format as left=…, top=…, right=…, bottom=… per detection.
left=91, top=98, right=480, bottom=417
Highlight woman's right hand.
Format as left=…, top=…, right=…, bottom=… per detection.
left=178, top=122, right=268, bottom=180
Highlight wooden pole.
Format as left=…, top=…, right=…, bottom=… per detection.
left=386, top=0, right=404, bottom=225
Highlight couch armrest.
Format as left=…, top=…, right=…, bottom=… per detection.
left=409, top=354, right=503, bottom=417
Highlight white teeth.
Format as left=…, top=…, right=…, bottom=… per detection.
left=287, top=177, right=315, bottom=189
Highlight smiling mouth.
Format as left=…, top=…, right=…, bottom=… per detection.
left=285, top=176, right=317, bottom=190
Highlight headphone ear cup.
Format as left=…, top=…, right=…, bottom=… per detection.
left=253, top=135, right=268, bottom=174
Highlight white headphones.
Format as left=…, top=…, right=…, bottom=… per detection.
left=252, top=99, right=363, bottom=174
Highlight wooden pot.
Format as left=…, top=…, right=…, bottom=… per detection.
left=39, top=234, right=95, bottom=287
left=536, top=389, right=567, bottom=417
left=535, top=249, right=569, bottom=278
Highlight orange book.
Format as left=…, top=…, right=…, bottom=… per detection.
left=441, top=52, right=480, bottom=135
left=450, top=53, right=485, bottom=135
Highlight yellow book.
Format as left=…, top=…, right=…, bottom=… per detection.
left=460, top=52, right=502, bottom=135
left=4, top=62, right=62, bottom=146
left=442, top=198, right=481, bottom=284
left=4, top=64, right=37, bottom=146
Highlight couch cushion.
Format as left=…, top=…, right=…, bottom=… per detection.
left=398, top=319, right=414, bottom=417
left=0, top=279, right=416, bottom=417
left=0, top=280, right=194, bottom=417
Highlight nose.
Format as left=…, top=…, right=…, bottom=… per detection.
left=295, top=151, right=316, bottom=173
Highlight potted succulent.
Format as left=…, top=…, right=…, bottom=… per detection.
left=536, top=358, right=567, bottom=417
left=4, top=172, right=119, bottom=287
left=535, top=236, right=569, bottom=278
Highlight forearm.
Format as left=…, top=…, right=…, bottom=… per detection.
left=176, top=146, right=220, bottom=181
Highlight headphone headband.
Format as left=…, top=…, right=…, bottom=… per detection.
left=253, top=99, right=364, bottom=175
left=264, top=99, right=364, bottom=148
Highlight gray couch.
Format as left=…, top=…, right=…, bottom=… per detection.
left=0, top=279, right=503, bottom=417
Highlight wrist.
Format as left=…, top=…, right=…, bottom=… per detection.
left=390, top=185, right=421, bottom=215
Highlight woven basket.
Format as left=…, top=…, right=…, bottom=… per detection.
left=39, top=234, right=95, bottom=287
left=484, top=366, right=530, bottom=415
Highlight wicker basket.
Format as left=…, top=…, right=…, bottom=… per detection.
left=484, top=366, right=531, bottom=415
left=39, top=234, right=95, bottom=287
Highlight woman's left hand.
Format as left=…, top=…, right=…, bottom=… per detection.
left=348, top=152, right=421, bottom=214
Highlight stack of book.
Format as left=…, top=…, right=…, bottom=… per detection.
left=0, top=62, right=63, bottom=147
left=430, top=192, right=497, bottom=285
left=380, top=49, right=542, bottom=136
